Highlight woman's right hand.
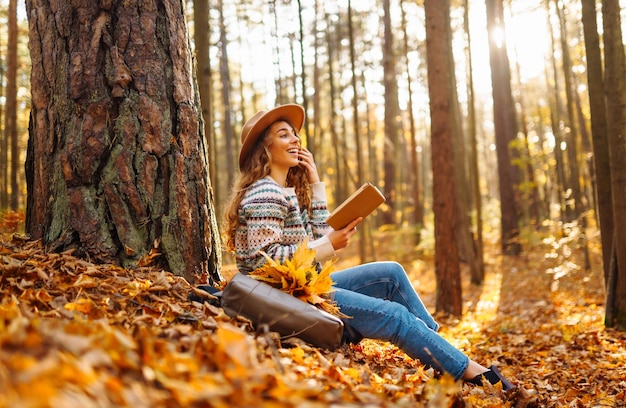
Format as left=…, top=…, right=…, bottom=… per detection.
left=327, top=217, right=363, bottom=250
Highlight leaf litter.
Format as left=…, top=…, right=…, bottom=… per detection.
left=1, top=214, right=625, bottom=407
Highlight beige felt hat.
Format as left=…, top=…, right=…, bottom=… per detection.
left=239, top=104, right=305, bottom=170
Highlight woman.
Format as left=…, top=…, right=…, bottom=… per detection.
left=223, top=104, right=515, bottom=391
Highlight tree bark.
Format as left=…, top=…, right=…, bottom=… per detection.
left=25, top=0, right=222, bottom=284
left=463, top=0, right=484, bottom=283
left=7, top=0, right=19, bottom=210
left=0, top=52, right=5, bottom=209
left=382, top=0, right=399, bottom=226
left=555, top=0, right=584, bottom=220
left=296, top=0, right=309, bottom=144
left=347, top=0, right=367, bottom=262
left=400, top=0, right=423, bottom=231
left=602, top=0, right=626, bottom=329
left=581, top=0, right=612, bottom=284
left=486, top=0, right=521, bottom=255
left=424, top=0, right=462, bottom=316
left=194, top=0, right=220, bottom=218
left=217, top=0, right=235, bottom=182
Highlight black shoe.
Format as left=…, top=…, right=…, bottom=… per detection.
left=467, top=365, right=516, bottom=391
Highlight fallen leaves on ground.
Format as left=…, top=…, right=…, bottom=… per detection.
left=1, top=216, right=625, bottom=407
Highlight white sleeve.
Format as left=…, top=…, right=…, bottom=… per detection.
left=310, top=182, right=327, bottom=202
left=308, top=235, right=336, bottom=262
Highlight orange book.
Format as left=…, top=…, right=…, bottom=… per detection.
left=326, top=183, right=386, bottom=230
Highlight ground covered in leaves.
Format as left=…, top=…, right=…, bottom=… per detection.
left=1, top=211, right=625, bottom=407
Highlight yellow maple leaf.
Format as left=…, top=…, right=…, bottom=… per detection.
left=250, top=240, right=345, bottom=317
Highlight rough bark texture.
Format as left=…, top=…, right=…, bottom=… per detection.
left=424, top=0, right=462, bottom=316
left=24, top=0, right=222, bottom=284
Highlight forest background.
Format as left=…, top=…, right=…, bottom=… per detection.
left=0, top=0, right=626, bottom=406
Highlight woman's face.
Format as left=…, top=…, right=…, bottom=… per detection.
left=266, top=120, right=301, bottom=171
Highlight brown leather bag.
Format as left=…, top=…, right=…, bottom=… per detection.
left=221, top=273, right=344, bottom=349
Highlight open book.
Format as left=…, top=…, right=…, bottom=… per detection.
left=326, top=183, right=386, bottom=230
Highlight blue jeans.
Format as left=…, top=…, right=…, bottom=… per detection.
left=331, top=261, right=470, bottom=380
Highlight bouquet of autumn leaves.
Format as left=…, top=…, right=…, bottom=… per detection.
left=249, top=240, right=346, bottom=317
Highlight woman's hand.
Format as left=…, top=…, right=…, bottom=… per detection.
left=327, top=217, right=363, bottom=250
left=297, top=148, right=320, bottom=184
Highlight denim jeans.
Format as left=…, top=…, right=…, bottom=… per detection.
left=331, top=261, right=470, bottom=380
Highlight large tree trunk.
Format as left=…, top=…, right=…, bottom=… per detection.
left=424, top=0, right=462, bottom=316
left=25, top=0, right=222, bottom=284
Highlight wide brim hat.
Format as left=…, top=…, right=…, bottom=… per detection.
left=239, top=104, right=305, bottom=170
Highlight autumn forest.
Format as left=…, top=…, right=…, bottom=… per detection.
left=1, top=0, right=626, bottom=406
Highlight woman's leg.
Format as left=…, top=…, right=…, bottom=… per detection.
left=331, top=285, right=469, bottom=380
left=330, top=262, right=515, bottom=389
left=331, top=261, right=439, bottom=331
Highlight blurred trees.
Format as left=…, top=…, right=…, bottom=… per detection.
left=5, top=0, right=17, bottom=210
left=0, top=0, right=28, bottom=211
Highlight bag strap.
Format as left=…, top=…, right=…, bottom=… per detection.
left=188, top=285, right=223, bottom=307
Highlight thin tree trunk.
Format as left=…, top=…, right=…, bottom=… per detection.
left=347, top=0, right=366, bottom=262
left=514, top=56, right=542, bottom=226
left=310, top=0, right=321, bottom=159
left=194, top=0, right=219, bottom=217
left=555, top=0, right=583, bottom=220
left=545, top=0, right=569, bottom=223
left=400, top=0, right=423, bottom=231
left=486, top=0, right=521, bottom=255
left=602, top=0, right=626, bottom=329
left=347, top=0, right=363, bottom=188
left=581, top=0, right=612, bottom=282
left=424, top=0, right=462, bottom=316
left=218, top=0, right=235, bottom=183
left=7, top=0, right=18, bottom=210
left=296, top=0, right=309, bottom=144
left=464, top=0, right=484, bottom=283
left=575, top=89, right=596, bottom=216
left=0, top=28, right=6, bottom=210
left=382, top=0, right=399, bottom=226
left=327, top=13, right=344, bottom=208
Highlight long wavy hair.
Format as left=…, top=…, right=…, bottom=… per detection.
left=223, top=121, right=312, bottom=252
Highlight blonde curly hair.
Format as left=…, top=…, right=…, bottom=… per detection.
left=222, top=122, right=312, bottom=252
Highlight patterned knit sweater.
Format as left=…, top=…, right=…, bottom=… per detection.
left=235, top=176, right=335, bottom=274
